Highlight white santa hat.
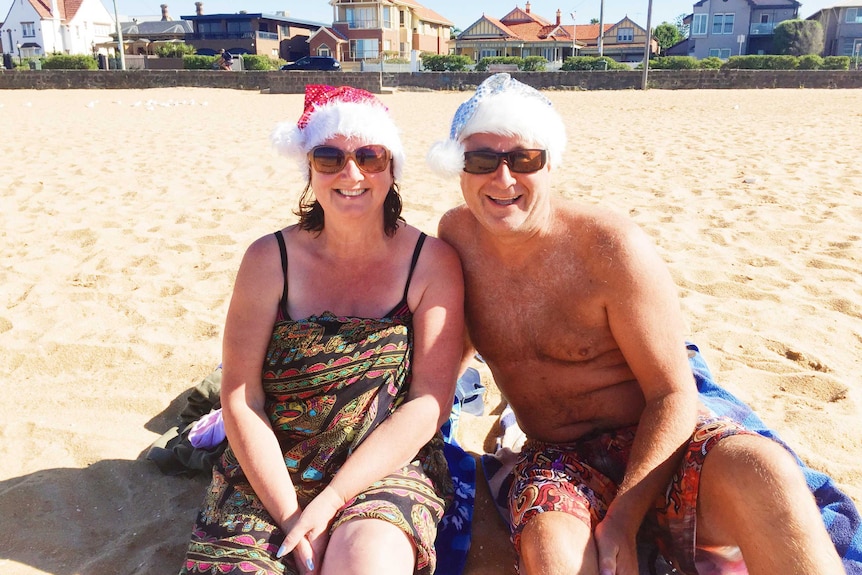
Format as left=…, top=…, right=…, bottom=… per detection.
left=272, top=84, right=405, bottom=182
left=426, top=73, right=567, bottom=178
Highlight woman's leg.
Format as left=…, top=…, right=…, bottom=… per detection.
left=321, top=518, right=415, bottom=575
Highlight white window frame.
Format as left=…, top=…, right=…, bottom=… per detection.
left=846, top=8, right=862, bottom=23
left=317, top=44, right=332, bottom=57
left=708, top=47, right=732, bottom=59
left=712, top=14, right=735, bottom=35
left=617, top=27, right=634, bottom=42
left=692, top=14, right=708, bottom=36
left=22, top=22, right=36, bottom=37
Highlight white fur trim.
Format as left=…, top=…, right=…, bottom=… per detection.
left=271, top=101, right=405, bottom=181
left=458, top=92, right=566, bottom=169
left=426, top=139, right=465, bottom=179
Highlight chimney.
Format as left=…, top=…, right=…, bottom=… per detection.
left=160, top=4, right=172, bottom=21
left=195, top=2, right=203, bottom=16
left=525, top=2, right=531, bottom=14
left=556, top=9, right=561, bottom=25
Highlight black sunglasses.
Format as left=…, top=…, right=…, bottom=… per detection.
left=308, top=145, right=391, bottom=174
left=463, top=149, right=547, bottom=175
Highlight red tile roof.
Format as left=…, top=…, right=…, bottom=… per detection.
left=28, top=0, right=85, bottom=22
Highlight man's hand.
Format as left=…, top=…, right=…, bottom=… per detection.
left=594, top=513, right=639, bottom=575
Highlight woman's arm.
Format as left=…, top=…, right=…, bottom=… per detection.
left=279, top=234, right=465, bottom=552
left=220, top=233, right=317, bottom=570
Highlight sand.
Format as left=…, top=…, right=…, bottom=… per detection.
left=0, top=86, right=860, bottom=575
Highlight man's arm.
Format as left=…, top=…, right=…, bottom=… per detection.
left=593, top=217, right=699, bottom=575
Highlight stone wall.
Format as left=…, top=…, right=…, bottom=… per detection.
left=1, top=69, right=861, bottom=92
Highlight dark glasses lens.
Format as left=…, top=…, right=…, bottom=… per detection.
left=309, top=145, right=391, bottom=174
left=463, top=149, right=547, bottom=175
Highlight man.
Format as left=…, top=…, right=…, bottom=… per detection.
left=428, top=73, right=845, bottom=575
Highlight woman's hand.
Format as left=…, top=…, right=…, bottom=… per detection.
left=278, top=487, right=345, bottom=572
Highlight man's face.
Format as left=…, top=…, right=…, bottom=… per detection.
left=459, top=132, right=552, bottom=238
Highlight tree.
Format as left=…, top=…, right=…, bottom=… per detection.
left=590, top=18, right=599, bottom=24
left=674, top=13, right=690, bottom=38
left=653, top=22, right=683, bottom=55
left=773, top=19, right=824, bottom=56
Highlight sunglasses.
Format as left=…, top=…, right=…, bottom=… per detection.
left=308, top=145, right=391, bottom=174
left=463, top=149, right=547, bottom=175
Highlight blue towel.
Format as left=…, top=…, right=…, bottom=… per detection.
left=433, top=368, right=480, bottom=575
left=688, top=342, right=862, bottom=574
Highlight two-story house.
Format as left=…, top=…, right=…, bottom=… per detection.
left=453, top=3, right=653, bottom=64
left=309, top=0, right=452, bottom=63
left=1, top=0, right=114, bottom=59
left=181, top=3, right=324, bottom=60
left=807, top=1, right=862, bottom=58
left=687, top=0, right=800, bottom=59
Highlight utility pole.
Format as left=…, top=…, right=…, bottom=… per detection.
left=570, top=11, right=576, bottom=59
left=641, top=0, right=653, bottom=90
left=597, top=0, right=604, bottom=56
left=112, top=0, right=126, bottom=70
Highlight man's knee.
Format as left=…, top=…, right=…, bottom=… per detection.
left=520, top=512, right=597, bottom=575
left=702, top=434, right=804, bottom=495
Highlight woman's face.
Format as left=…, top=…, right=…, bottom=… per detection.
left=309, top=135, right=394, bottom=224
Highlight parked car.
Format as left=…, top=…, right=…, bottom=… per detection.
left=280, top=56, right=341, bottom=71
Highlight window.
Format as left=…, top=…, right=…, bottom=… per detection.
left=346, top=8, right=377, bottom=29
left=760, top=14, right=769, bottom=23
left=350, top=38, right=378, bottom=59
left=846, top=8, right=862, bottom=23
left=709, top=48, right=732, bottom=59
left=692, top=14, right=708, bottom=35
left=22, top=22, right=36, bottom=37
left=317, top=44, right=331, bottom=57
left=383, top=7, right=392, bottom=29
left=199, top=22, right=223, bottom=35
left=617, top=27, right=633, bottom=42
left=712, top=14, right=734, bottom=35
left=226, top=20, right=252, bottom=35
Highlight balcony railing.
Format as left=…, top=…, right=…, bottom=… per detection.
left=750, top=22, right=775, bottom=35
left=190, top=31, right=279, bottom=41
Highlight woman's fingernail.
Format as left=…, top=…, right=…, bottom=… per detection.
left=276, top=544, right=287, bottom=558
left=306, top=558, right=315, bottom=571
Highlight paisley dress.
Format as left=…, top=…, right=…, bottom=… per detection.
left=180, top=231, right=452, bottom=575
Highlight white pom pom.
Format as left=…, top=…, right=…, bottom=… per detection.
left=426, top=139, right=465, bottom=179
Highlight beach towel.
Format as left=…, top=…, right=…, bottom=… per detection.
left=481, top=343, right=862, bottom=574
left=149, top=366, right=476, bottom=575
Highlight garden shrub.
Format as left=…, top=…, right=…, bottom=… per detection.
left=821, top=56, right=850, bottom=70
left=183, top=55, right=218, bottom=70
left=41, top=54, right=97, bottom=69
left=797, top=54, right=823, bottom=69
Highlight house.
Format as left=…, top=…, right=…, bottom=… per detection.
left=453, top=3, right=654, bottom=64
left=1, top=0, right=114, bottom=59
left=117, top=4, right=193, bottom=56
left=312, top=0, right=453, bottom=63
left=687, top=0, right=800, bottom=59
left=807, top=1, right=862, bottom=58
left=180, top=2, right=325, bottom=60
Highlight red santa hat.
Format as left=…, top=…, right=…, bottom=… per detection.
left=272, top=84, right=405, bottom=181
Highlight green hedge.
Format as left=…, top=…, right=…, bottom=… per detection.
left=420, top=53, right=472, bottom=71
left=722, top=54, right=850, bottom=70
left=561, top=56, right=628, bottom=71
left=41, top=54, right=98, bottom=70
left=241, top=54, right=282, bottom=70
left=183, top=54, right=218, bottom=70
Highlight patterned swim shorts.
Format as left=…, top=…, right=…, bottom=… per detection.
left=508, top=412, right=755, bottom=574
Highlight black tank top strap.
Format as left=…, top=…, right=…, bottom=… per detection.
left=402, top=232, right=427, bottom=301
left=274, top=230, right=290, bottom=320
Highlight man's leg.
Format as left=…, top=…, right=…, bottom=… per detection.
left=697, top=434, right=844, bottom=575
left=519, top=511, right=598, bottom=575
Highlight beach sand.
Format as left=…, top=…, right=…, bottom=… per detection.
left=0, top=86, right=860, bottom=574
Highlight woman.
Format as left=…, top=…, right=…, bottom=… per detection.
left=179, top=85, right=464, bottom=575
